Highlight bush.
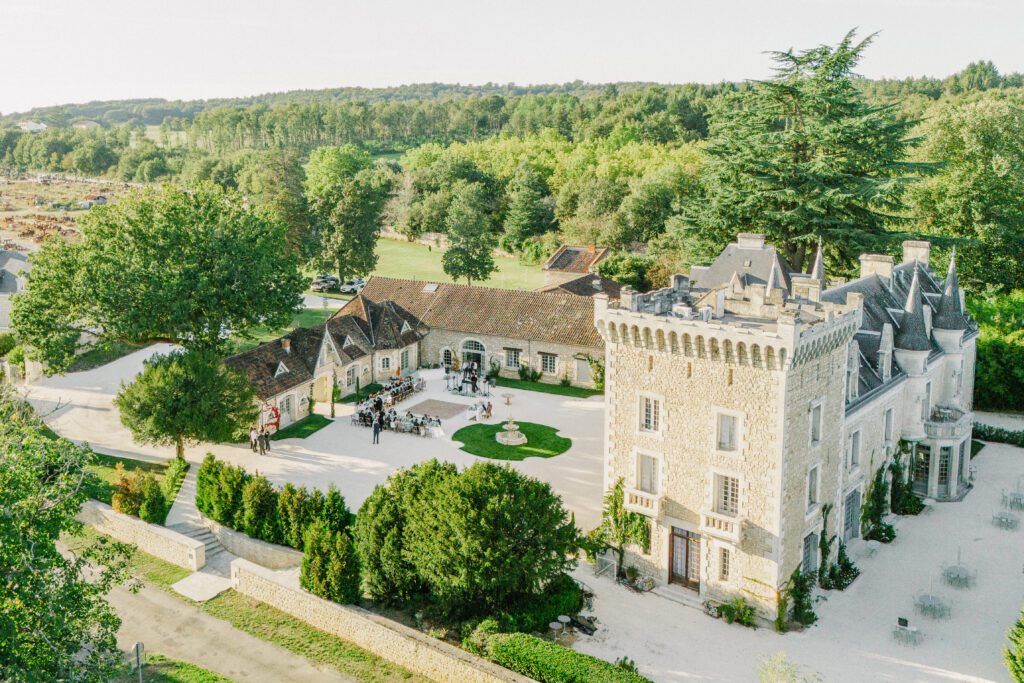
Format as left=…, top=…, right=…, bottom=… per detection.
left=161, top=455, right=190, bottom=500
left=889, top=448, right=924, bottom=516
left=518, top=363, right=542, bottom=382
left=0, top=332, right=15, bottom=358
left=787, top=568, right=817, bottom=627
left=496, top=574, right=582, bottom=633
left=240, top=475, right=279, bottom=542
left=461, top=617, right=501, bottom=656
left=719, top=596, right=757, bottom=627
left=137, top=474, right=168, bottom=524
left=974, top=422, right=1024, bottom=448
left=110, top=462, right=144, bottom=516
left=6, top=344, right=25, bottom=374
left=300, top=520, right=362, bottom=604
left=827, top=541, right=860, bottom=591
left=486, top=633, right=651, bottom=683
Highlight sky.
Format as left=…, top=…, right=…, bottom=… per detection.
left=1, top=0, right=1023, bottom=114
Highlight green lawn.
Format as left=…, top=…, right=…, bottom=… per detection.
left=113, top=654, right=233, bottom=683
left=68, top=340, right=147, bottom=372
left=493, top=376, right=603, bottom=399
left=83, top=452, right=169, bottom=506
left=230, top=308, right=335, bottom=353
left=339, top=383, right=383, bottom=404
left=452, top=421, right=572, bottom=461
left=271, top=414, right=332, bottom=440
left=372, top=238, right=544, bottom=290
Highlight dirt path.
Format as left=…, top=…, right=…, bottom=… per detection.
left=108, top=583, right=352, bottom=683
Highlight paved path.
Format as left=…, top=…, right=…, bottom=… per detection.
left=109, top=583, right=352, bottom=683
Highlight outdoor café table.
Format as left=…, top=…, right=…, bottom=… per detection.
left=994, top=511, right=1020, bottom=530
left=943, top=564, right=972, bottom=588
left=1008, top=491, right=1024, bottom=511
left=915, top=594, right=951, bottom=619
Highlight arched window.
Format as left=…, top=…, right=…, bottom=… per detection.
left=461, top=339, right=486, bottom=368
left=442, top=348, right=453, bottom=369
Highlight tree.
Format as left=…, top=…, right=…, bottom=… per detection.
left=590, top=477, right=649, bottom=578
left=300, top=521, right=362, bottom=604
left=689, top=30, right=928, bottom=272
left=12, top=183, right=305, bottom=373
left=0, top=390, right=133, bottom=681
left=596, top=253, right=655, bottom=291
left=910, top=96, right=1024, bottom=293
left=405, top=462, right=578, bottom=617
left=304, top=145, right=373, bottom=219
left=442, top=181, right=496, bottom=285
left=236, top=148, right=311, bottom=255
left=317, top=166, right=394, bottom=281
left=1008, top=607, right=1024, bottom=682
left=115, top=349, right=257, bottom=460
left=501, top=165, right=552, bottom=253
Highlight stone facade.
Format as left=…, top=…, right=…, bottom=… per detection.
left=77, top=500, right=206, bottom=571
left=595, top=235, right=977, bottom=618
left=231, top=559, right=531, bottom=683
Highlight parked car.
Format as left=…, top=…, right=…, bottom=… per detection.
left=338, top=278, right=366, bottom=294
left=311, top=274, right=340, bottom=292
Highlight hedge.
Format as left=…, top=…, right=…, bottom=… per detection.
left=973, top=422, right=1024, bottom=448
left=486, top=633, right=651, bottom=683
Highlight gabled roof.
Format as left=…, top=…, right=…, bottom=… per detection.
left=541, top=245, right=610, bottom=274
left=536, top=273, right=622, bottom=300
left=689, top=239, right=794, bottom=294
left=225, top=326, right=323, bottom=400
left=334, top=276, right=603, bottom=348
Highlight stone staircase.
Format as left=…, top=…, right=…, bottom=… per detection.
left=651, top=583, right=705, bottom=613
left=168, top=523, right=232, bottom=576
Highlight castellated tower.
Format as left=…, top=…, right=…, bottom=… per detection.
left=593, top=234, right=862, bottom=618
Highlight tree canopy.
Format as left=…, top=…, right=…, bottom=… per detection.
left=442, top=181, right=497, bottom=285
left=12, top=182, right=305, bottom=372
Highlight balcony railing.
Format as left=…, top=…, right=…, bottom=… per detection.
left=624, top=488, right=662, bottom=517
left=924, top=407, right=972, bottom=441
left=700, top=510, right=743, bottom=543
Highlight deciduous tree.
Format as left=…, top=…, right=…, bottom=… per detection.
left=442, top=181, right=496, bottom=285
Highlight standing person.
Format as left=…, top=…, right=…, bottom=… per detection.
left=249, top=426, right=258, bottom=452
left=372, top=414, right=381, bottom=444
left=261, top=428, right=271, bottom=454
left=257, top=429, right=266, bottom=455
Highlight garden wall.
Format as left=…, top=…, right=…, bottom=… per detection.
left=230, top=559, right=533, bottom=683
left=78, top=500, right=205, bottom=571
left=201, top=514, right=303, bottom=569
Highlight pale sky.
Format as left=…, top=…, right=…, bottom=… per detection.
left=1, top=0, right=1022, bottom=114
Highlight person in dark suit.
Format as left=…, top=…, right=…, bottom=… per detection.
left=372, top=414, right=382, bottom=444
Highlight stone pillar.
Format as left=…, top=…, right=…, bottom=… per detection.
left=927, top=444, right=940, bottom=499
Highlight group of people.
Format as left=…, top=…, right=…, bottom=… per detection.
left=361, top=375, right=424, bottom=412
left=468, top=401, right=493, bottom=421
left=447, top=361, right=490, bottom=397
left=355, top=395, right=443, bottom=443
left=248, top=426, right=272, bottom=455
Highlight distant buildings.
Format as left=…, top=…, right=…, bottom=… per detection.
left=80, top=195, right=107, bottom=209
left=542, top=244, right=610, bottom=287
left=0, top=250, right=31, bottom=332
left=17, top=120, right=47, bottom=133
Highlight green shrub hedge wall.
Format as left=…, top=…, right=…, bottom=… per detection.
left=974, top=423, right=1024, bottom=448
left=486, top=633, right=651, bottom=683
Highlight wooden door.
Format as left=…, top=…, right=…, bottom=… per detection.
left=670, top=527, right=700, bottom=590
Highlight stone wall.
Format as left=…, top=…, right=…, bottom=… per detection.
left=230, top=559, right=531, bottom=683
left=77, top=500, right=205, bottom=571
left=420, top=329, right=602, bottom=388
left=201, top=515, right=303, bottom=569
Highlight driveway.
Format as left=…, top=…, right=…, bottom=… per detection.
left=26, top=349, right=605, bottom=530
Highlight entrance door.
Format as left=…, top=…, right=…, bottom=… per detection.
left=461, top=340, right=485, bottom=370
left=670, top=527, right=700, bottom=590
left=912, top=444, right=930, bottom=495
left=575, top=358, right=592, bottom=385
left=843, top=490, right=861, bottom=541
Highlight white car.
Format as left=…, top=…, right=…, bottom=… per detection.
left=338, top=279, right=366, bottom=294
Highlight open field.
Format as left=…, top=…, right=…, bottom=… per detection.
left=371, top=238, right=544, bottom=290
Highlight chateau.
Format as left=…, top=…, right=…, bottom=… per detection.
left=594, top=234, right=977, bottom=616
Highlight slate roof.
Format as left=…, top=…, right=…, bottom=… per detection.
left=0, top=251, right=30, bottom=294
left=689, top=241, right=794, bottom=293
left=335, top=276, right=604, bottom=349
left=934, top=252, right=966, bottom=331
left=541, top=245, right=610, bottom=274
left=894, top=269, right=932, bottom=352
left=225, top=297, right=426, bottom=400
left=536, top=274, right=623, bottom=300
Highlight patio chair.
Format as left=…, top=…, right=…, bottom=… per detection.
left=893, top=617, right=922, bottom=646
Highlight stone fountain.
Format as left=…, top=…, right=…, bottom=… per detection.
left=495, top=393, right=527, bottom=446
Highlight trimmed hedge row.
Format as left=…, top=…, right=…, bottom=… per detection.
left=973, top=422, right=1024, bottom=448
left=486, top=633, right=651, bottom=683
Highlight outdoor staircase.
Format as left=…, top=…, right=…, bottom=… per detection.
left=168, top=523, right=230, bottom=573
left=651, top=583, right=706, bottom=613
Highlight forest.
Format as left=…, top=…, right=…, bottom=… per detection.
left=2, top=40, right=1022, bottom=409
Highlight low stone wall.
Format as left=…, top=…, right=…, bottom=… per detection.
left=231, top=559, right=532, bottom=683
left=201, top=515, right=303, bottom=569
left=77, top=500, right=205, bottom=571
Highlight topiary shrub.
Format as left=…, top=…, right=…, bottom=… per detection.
left=719, top=596, right=757, bottom=627
left=161, top=455, right=190, bottom=501
left=487, top=632, right=652, bottom=683
left=137, top=474, right=167, bottom=524
left=974, top=422, right=1024, bottom=448
left=300, top=520, right=362, bottom=604
left=240, top=475, right=279, bottom=542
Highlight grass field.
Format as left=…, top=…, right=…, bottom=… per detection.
left=113, top=654, right=234, bottom=683
left=270, top=414, right=332, bottom=440
left=451, top=421, right=572, bottom=461
left=69, top=340, right=147, bottom=372
left=371, top=238, right=544, bottom=290
left=493, top=376, right=603, bottom=399
left=230, top=308, right=335, bottom=353
left=84, top=452, right=170, bottom=506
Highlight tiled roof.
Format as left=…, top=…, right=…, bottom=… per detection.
left=335, top=276, right=603, bottom=348
left=541, top=245, right=610, bottom=274
left=537, top=274, right=622, bottom=300
left=225, top=326, right=322, bottom=400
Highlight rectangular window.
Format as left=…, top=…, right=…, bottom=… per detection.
left=884, top=408, right=894, bottom=443
left=639, top=396, right=660, bottom=433
left=715, top=474, right=740, bottom=517
left=921, top=382, right=932, bottom=421
left=540, top=352, right=557, bottom=374
left=346, top=366, right=356, bottom=387
left=807, top=466, right=819, bottom=509
left=717, top=413, right=738, bottom=451
left=810, top=404, right=823, bottom=446
left=381, top=356, right=391, bottom=370
left=849, top=431, right=861, bottom=469
left=505, top=348, right=520, bottom=369
left=637, top=453, right=659, bottom=495
left=400, top=349, right=409, bottom=370
left=719, top=548, right=731, bottom=581
left=802, top=532, right=819, bottom=573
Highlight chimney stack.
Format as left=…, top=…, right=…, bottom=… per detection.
left=902, top=240, right=931, bottom=266
left=592, top=278, right=602, bottom=291
left=859, top=254, right=894, bottom=284
left=281, top=338, right=291, bottom=354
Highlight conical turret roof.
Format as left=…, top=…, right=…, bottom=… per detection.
left=934, top=250, right=966, bottom=331
left=810, top=239, right=825, bottom=283
left=894, top=267, right=932, bottom=351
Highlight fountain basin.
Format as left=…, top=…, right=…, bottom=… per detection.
left=496, top=420, right=528, bottom=446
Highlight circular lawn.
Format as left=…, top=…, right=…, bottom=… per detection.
left=451, top=421, right=572, bottom=461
